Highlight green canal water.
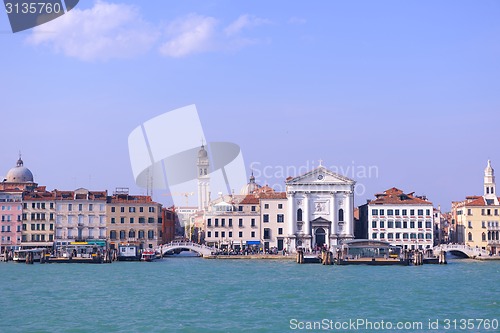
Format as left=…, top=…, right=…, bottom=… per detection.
left=0, top=258, right=498, bottom=333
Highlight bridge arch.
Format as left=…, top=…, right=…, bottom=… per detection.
left=433, top=244, right=489, bottom=259
left=157, top=242, right=215, bottom=257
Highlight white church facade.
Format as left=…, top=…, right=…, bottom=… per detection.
left=285, top=164, right=356, bottom=252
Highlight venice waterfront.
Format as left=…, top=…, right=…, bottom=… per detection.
left=0, top=258, right=498, bottom=333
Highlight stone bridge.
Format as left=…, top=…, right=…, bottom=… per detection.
left=434, top=244, right=489, bottom=258
left=157, top=242, right=215, bottom=257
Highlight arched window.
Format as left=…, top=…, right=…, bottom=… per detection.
left=119, top=230, right=126, bottom=239
left=492, top=187, right=495, bottom=194
left=138, top=230, right=145, bottom=239
left=482, top=232, right=486, bottom=241
left=110, top=230, right=117, bottom=240
left=496, top=231, right=499, bottom=241
left=468, top=232, right=473, bottom=241
left=487, top=187, right=490, bottom=194
left=488, top=231, right=491, bottom=241
left=297, top=209, right=303, bottom=222
left=148, top=230, right=154, bottom=239
left=338, top=209, right=344, bottom=222
left=129, top=230, right=135, bottom=238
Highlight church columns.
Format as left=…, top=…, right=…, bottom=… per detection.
left=330, top=192, right=337, bottom=236
left=345, top=190, right=353, bottom=237
left=287, top=193, right=295, bottom=235
left=304, top=195, right=310, bottom=236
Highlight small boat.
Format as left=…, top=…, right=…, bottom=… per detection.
left=12, top=248, right=44, bottom=263
left=117, top=243, right=141, bottom=261
left=140, top=250, right=157, bottom=262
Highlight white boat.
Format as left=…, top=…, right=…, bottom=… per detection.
left=140, top=250, right=157, bottom=262
left=12, top=248, right=44, bottom=263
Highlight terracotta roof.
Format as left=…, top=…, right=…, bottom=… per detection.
left=368, top=187, right=432, bottom=205
left=239, top=195, right=260, bottom=205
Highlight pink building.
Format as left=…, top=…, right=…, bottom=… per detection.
left=0, top=190, right=23, bottom=252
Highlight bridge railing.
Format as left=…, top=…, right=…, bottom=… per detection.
left=436, top=244, right=490, bottom=256
left=156, top=241, right=216, bottom=254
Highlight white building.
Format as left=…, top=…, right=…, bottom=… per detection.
left=197, top=145, right=210, bottom=211
left=362, top=187, right=434, bottom=250
left=285, top=165, right=356, bottom=252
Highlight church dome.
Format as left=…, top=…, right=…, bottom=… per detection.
left=240, top=173, right=261, bottom=195
left=198, top=145, right=208, bottom=158
left=5, top=157, right=34, bottom=183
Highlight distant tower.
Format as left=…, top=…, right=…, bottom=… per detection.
left=197, top=144, right=210, bottom=211
left=484, top=160, right=496, bottom=199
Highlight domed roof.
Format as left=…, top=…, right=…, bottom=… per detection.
left=5, top=157, right=34, bottom=183
left=198, top=145, right=208, bottom=158
left=240, top=172, right=261, bottom=195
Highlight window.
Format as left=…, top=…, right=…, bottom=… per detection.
left=221, top=231, right=225, bottom=238
left=89, top=204, right=93, bottom=211
left=297, top=209, right=303, bottom=221
left=380, top=233, right=385, bottom=239
left=228, top=231, right=232, bottom=238
left=277, top=214, right=284, bottom=223
left=403, top=233, right=409, bottom=239
left=418, top=221, right=423, bottom=228
left=372, top=233, right=377, bottom=239
left=418, top=233, right=424, bottom=239
left=31, top=224, right=35, bottom=230
left=372, top=209, right=378, bottom=216
left=111, top=218, right=115, bottom=224
left=278, top=228, right=283, bottom=235
left=68, top=204, right=72, bottom=211
left=278, top=204, right=283, bottom=209
left=372, top=221, right=377, bottom=228
left=388, top=221, right=394, bottom=228
left=468, top=232, right=473, bottom=241
left=251, top=231, right=255, bottom=237
left=403, top=221, right=408, bottom=228
left=482, top=232, right=486, bottom=241
left=410, top=209, right=415, bottom=216
left=148, top=218, right=154, bottom=223
left=425, top=221, right=432, bottom=229
left=402, top=209, right=407, bottom=216
left=417, top=209, right=423, bottom=216
left=111, top=207, right=115, bottom=213
left=380, top=209, right=385, bottom=216
left=215, top=219, right=219, bottom=227
left=139, top=217, right=145, bottom=224
left=410, top=221, right=415, bottom=228
left=239, top=219, right=243, bottom=227
left=388, top=233, right=393, bottom=239
left=110, top=230, right=117, bottom=239
left=129, top=230, right=135, bottom=238
left=251, top=206, right=256, bottom=212
left=238, top=206, right=243, bottom=212
left=426, top=209, right=430, bottom=216
left=395, top=209, right=400, bottom=216
left=338, top=209, right=344, bottom=222
left=129, top=207, right=136, bottom=213
left=264, top=228, right=270, bottom=239
left=130, top=218, right=134, bottom=224
left=207, top=218, right=212, bottom=227
left=395, top=221, right=402, bottom=228
left=263, top=214, right=269, bottom=223
left=221, top=219, right=225, bottom=227
left=239, top=231, right=243, bottom=238
left=119, top=230, right=126, bottom=239
left=148, top=230, right=154, bottom=239
left=207, top=231, right=211, bottom=238
left=387, top=209, right=394, bottom=216
left=78, top=204, right=83, bottom=211
left=482, top=221, right=486, bottom=228
left=140, top=207, right=144, bottom=213
left=149, top=207, right=155, bottom=213
left=251, top=219, right=256, bottom=227
left=120, top=207, right=125, bottom=213
left=264, top=204, right=269, bottom=209
left=468, top=221, right=472, bottom=228
left=228, top=219, right=233, bottom=227
left=380, top=221, right=385, bottom=228
left=215, top=231, right=219, bottom=238
left=395, top=233, right=401, bottom=239
left=468, top=209, right=472, bottom=215
left=410, top=233, right=416, bottom=239
left=426, top=233, right=432, bottom=240
left=495, top=209, right=499, bottom=216
left=120, top=217, right=125, bottom=224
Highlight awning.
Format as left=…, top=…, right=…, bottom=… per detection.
left=246, top=241, right=260, bottom=245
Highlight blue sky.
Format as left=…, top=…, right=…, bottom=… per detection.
left=1, top=0, right=499, bottom=209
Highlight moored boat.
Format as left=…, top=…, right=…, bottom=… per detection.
left=140, top=250, right=157, bottom=262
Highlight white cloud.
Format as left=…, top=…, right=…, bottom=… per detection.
left=288, top=17, right=307, bottom=25
left=158, top=14, right=218, bottom=58
left=224, top=14, right=272, bottom=37
left=26, top=1, right=158, bottom=61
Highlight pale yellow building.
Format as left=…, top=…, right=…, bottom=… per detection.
left=452, top=161, right=500, bottom=255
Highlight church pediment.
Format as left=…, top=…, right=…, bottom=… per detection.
left=286, top=166, right=355, bottom=185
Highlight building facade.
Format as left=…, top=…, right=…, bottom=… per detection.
left=107, top=188, right=163, bottom=249
left=0, top=190, right=23, bottom=251
left=360, top=187, right=434, bottom=250
left=285, top=165, right=356, bottom=252
left=22, top=187, right=56, bottom=247
left=452, top=161, right=500, bottom=254
left=54, top=188, right=107, bottom=242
